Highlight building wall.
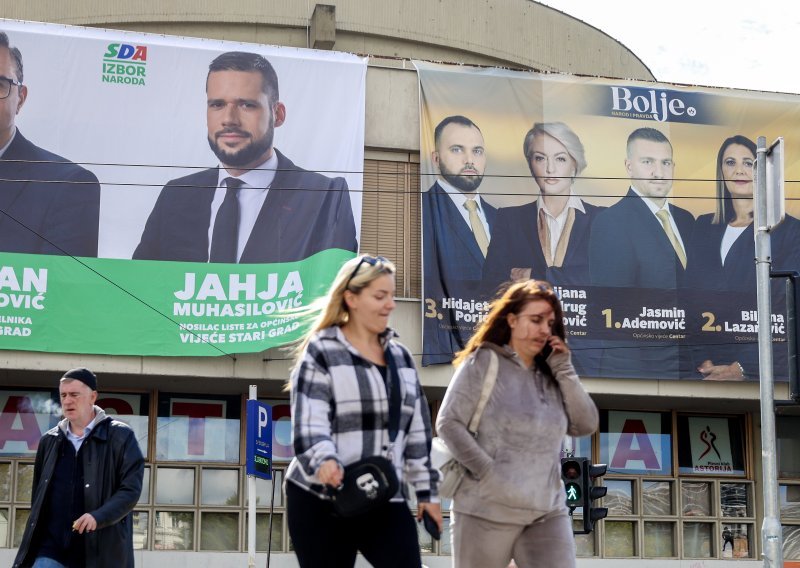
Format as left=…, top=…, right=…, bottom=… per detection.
left=0, top=3, right=795, bottom=565
left=0, top=0, right=657, bottom=386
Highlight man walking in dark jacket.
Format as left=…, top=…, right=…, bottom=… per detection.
left=14, top=368, right=144, bottom=568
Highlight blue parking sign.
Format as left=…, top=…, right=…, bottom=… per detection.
left=246, top=400, right=272, bottom=479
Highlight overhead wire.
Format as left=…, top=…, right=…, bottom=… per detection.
left=0, top=159, right=797, bottom=363
left=0, top=192, right=236, bottom=359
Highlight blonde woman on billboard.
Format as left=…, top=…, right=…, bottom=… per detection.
left=686, top=135, right=800, bottom=380
left=482, top=122, right=604, bottom=376
left=436, top=280, right=597, bottom=568
left=483, top=122, right=603, bottom=293
left=285, top=255, right=441, bottom=567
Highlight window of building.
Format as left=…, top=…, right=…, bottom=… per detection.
left=0, top=389, right=57, bottom=458
left=97, top=392, right=150, bottom=458
left=361, top=157, right=421, bottom=298
left=156, top=393, right=241, bottom=463
left=781, top=483, right=800, bottom=559
left=778, top=415, right=800, bottom=559
left=132, top=465, right=291, bottom=553
left=263, top=399, right=293, bottom=465
left=0, top=389, right=149, bottom=459
left=1, top=388, right=763, bottom=560
left=596, top=477, right=755, bottom=559
left=777, top=416, right=800, bottom=477
left=590, top=410, right=755, bottom=559
left=677, top=414, right=746, bottom=476
left=136, top=464, right=265, bottom=552
left=131, top=397, right=292, bottom=553
left=562, top=435, right=592, bottom=459
left=245, top=469, right=287, bottom=552
left=600, top=410, right=672, bottom=475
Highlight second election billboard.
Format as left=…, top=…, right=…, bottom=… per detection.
left=418, top=61, right=800, bottom=380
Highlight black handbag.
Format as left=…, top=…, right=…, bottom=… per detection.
left=329, top=455, right=400, bottom=517
left=329, top=345, right=403, bottom=518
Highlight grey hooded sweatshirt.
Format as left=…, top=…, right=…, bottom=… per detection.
left=436, top=342, right=598, bottom=525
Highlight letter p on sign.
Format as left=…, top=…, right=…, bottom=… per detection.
left=246, top=400, right=273, bottom=479
left=258, top=406, right=269, bottom=437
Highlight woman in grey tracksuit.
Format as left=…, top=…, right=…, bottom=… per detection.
left=437, top=279, right=598, bottom=568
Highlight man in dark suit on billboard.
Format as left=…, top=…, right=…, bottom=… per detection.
left=0, top=31, right=100, bottom=257
left=133, top=51, right=356, bottom=263
left=422, top=115, right=497, bottom=365
left=588, top=127, right=694, bottom=378
left=589, top=127, right=693, bottom=288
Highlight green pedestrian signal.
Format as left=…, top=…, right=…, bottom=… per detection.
left=560, top=458, right=584, bottom=509
left=561, top=457, right=608, bottom=534
left=565, top=481, right=581, bottom=505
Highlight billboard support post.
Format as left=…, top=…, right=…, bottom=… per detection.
left=755, top=136, right=783, bottom=567
left=248, top=384, right=257, bottom=568
left=245, top=392, right=273, bottom=566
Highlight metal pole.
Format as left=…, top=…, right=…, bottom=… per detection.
left=755, top=136, right=783, bottom=567
left=248, top=385, right=257, bottom=568
left=562, top=435, right=575, bottom=458
left=267, top=467, right=276, bottom=568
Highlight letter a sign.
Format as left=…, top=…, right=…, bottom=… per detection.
left=606, top=411, right=669, bottom=475
left=246, top=400, right=273, bottom=480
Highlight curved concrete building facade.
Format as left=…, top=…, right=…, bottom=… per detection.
left=3, top=0, right=653, bottom=80
left=0, top=4, right=780, bottom=567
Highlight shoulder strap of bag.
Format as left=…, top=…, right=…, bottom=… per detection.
left=384, top=343, right=402, bottom=443
left=467, top=349, right=499, bottom=435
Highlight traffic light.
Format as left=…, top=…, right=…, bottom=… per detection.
left=772, top=271, right=800, bottom=400
left=583, top=463, right=608, bottom=534
left=560, top=457, right=585, bottom=510
left=562, top=458, right=608, bottom=534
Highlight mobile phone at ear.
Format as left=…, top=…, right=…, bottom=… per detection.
left=541, top=341, right=553, bottom=359
left=422, top=510, right=441, bottom=540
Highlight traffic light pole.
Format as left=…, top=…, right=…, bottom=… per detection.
left=755, top=136, right=783, bottom=567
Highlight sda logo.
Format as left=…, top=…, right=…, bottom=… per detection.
left=101, top=43, right=148, bottom=86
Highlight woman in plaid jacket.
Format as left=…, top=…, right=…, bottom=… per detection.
left=286, top=255, right=441, bottom=567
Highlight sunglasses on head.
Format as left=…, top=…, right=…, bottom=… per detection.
left=345, top=255, right=388, bottom=290
left=526, top=280, right=553, bottom=295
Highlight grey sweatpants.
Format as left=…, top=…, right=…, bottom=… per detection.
left=450, top=509, right=576, bottom=568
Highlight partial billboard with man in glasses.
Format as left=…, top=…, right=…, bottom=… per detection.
left=0, top=31, right=101, bottom=258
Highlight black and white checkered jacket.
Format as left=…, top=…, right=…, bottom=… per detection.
left=285, top=326, right=439, bottom=503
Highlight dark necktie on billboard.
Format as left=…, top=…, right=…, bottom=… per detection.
left=210, top=177, right=244, bottom=263
left=655, top=209, right=686, bottom=268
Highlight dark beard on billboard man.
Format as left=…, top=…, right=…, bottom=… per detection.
left=441, top=170, right=483, bottom=193
left=208, top=128, right=275, bottom=169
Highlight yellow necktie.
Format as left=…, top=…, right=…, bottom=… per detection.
left=464, top=199, right=489, bottom=257
left=655, top=209, right=686, bottom=269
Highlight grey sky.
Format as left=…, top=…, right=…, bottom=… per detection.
left=539, top=1, right=799, bottom=94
